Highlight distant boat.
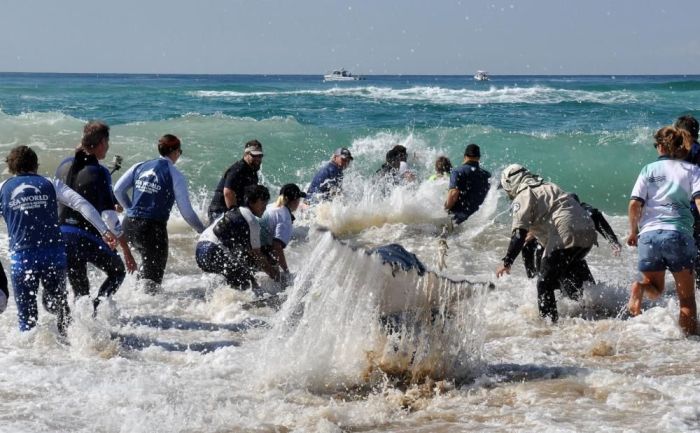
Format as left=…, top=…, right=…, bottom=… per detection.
left=473, top=70, right=490, bottom=81
left=323, top=69, right=362, bottom=82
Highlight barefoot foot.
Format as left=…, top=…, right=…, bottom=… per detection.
left=628, top=281, right=644, bottom=316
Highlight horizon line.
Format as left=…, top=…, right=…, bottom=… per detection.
left=1, top=71, right=699, bottom=77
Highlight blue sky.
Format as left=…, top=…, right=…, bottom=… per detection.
left=1, top=0, right=698, bottom=74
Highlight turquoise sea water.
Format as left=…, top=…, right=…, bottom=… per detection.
left=1, top=73, right=699, bottom=214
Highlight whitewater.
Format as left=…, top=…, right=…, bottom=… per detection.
left=1, top=74, right=700, bottom=432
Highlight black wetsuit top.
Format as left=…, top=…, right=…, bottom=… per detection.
left=213, top=207, right=253, bottom=259
left=56, top=153, right=116, bottom=237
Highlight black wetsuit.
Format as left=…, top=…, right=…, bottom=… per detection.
left=521, top=200, right=618, bottom=301
left=56, top=153, right=125, bottom=305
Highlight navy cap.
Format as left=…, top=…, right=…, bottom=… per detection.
left=280, top=183, right=307, bottom=200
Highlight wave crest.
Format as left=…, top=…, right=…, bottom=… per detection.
left=190, top=85, right=643, bottom=105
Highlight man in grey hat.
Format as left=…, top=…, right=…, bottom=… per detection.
left=496, top=164, right=596, bottom=322
left=444, top=143, right=491, bottom=224
left=307, top=147, right=353, bottom=200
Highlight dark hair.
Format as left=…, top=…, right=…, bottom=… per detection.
left=654, top=126, right=691, bottom=159
left=385, top=148, right=401, bottom=163
left=391, top=145, right=407, bottom=161
left=675, top=115, right=699, bottom=140
left=243, top=184, right=270, bottom=207
left=435, top=156, right=452, bottom=175
left=81, top=121, right=110, bottom=150
left=158, top=134, right=181, bottom=156
left=6, top=145, right=38, bottom=174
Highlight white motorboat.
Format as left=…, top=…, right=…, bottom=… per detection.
left=473, top=70, right=490, bottom=81
left=323, top=69, right=362, bottom=82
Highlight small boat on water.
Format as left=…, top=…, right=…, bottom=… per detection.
left=473, top=70, right=490, bottom=81
left=323, top=69, right=362, bottom=82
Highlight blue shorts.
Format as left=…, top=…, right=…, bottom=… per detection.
left=638, top=230, right=696, bottom=273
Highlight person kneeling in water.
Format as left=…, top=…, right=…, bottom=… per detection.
left=260, top=183, right=306, bottom=285
left=196, top=185, right=279, bottom=289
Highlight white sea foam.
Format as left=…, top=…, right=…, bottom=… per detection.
left=190, top=85, right=644, bottom=105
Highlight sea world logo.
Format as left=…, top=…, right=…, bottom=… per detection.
left=8, top=183, right=49, bottom=209
left=135, top=168, right=162, bottom=194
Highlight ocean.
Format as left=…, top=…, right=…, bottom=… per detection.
left=0, top=73, right=699, bottom=432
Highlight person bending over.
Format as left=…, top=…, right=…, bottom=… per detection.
left=496, top=164, right=596, bottom=322
left=114, top=134, right=205, bottom=294
left=444, top=143, right=491, bottom=225
left=196, top=185, right=279, bottom=289
left=260, top=183, right=306, bottom=284
left=0, top=146, right=115, bottom=335
left=307, top=147, right=353, bottom=200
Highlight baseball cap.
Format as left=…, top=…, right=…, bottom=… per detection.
left=333, top=147, right=354, bottom=160
left=244, top=139, right=264, bottom=156
left=464, top=143, right=481, bottom=158
left=280, top=183, right=307, bottom=200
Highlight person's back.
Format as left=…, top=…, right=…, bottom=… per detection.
left=513, top=182, right=596, bottom=254
left=56, top=153, right=115, bottom=236
left=213, top=206, right=257, bottom=259
left=449, top=161, right=491, bottom=221
left=126, top=158, right=175, bottom=221
left=0, top=173, right=62, bottom=252
left=632, top=158, right=698, bottom=236
left=260, top=203, right=293, bottom=248
left=445, top=143, right=491, bottom=224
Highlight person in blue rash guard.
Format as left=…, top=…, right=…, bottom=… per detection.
left=114, top=134, right=206, bottom=295
left=196, top=185, right=279, bottom=289
left=0, top=146, right=115, bottom=335
left=307, top=147, right=353, bottom=200
left=444, top=143, right=491, bottom=225
left=55, top=121, right=137, bottom=312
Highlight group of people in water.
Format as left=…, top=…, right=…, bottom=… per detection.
left=0, top=114, right=699, bottom=337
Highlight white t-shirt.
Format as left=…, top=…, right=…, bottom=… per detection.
left=260, top=204, right=293, bottom=248
left=630, top=157, right=700, bottom=236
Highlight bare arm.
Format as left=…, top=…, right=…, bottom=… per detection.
left=251, top=248, right=280, bottom=280
left=271, top=239, right=289, bottom=273
left=627, top=199, right=643, bottom=246
left=445, top=188, right=459, bottom=211
left=223, top=188, right=236, bottom=209
left=118, top=236, right=137, bottom=273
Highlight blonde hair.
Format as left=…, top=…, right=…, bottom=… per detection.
left=654, top=126, right=692, bottom=159
left=275, top=195, right=288, bottom=207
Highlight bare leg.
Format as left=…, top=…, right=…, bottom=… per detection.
left=629, top=271, right=665, bottom=316
left=671, top=268, right=697, bottom=336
